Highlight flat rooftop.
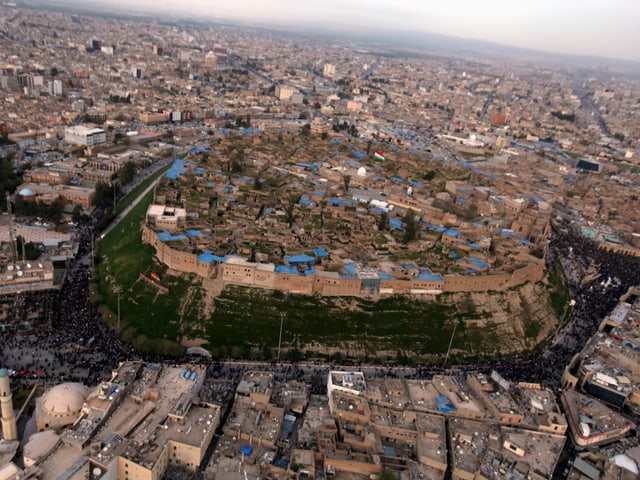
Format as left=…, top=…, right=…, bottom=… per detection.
left=562, top=389, right=633, bottom=441
left=449, top=418, right=501, bottom=476
left=330, top=370, right=366, bottom=394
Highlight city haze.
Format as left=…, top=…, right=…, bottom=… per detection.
left=45, top=0, right=640, bottom=63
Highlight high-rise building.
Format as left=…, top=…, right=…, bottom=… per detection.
left=0, top=368, right=18, bottom=441
left=323, top=63, right=336, bottom=78
left=213, top=46, right=227, bottom=63
left=131, top=65, right=143, bottom=79
left=49, top=79, right=63, bottom=96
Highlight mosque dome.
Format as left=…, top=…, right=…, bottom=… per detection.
left=41, top=383, right=89, bottom=417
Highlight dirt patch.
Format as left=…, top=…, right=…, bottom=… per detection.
left=181, top=337, right=209, bottom=347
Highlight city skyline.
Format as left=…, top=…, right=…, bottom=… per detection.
left=68, top=0, right=640, bottom=63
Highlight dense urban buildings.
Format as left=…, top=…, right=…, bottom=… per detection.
left=0, top=3, right=640, bottom=480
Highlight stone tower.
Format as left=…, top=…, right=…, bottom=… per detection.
left=0, top=368, right=18, bottom=441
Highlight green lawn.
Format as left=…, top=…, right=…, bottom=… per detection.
left=97, top=188, right=193, bottom=356
left=205, top=287, right=491, bottom=361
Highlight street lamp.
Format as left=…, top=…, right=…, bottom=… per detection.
left=114, top=285, right=121, bottom=331
left=443, top=320, right=458, bottom=368
left=277, top=312, right=285, bottom=363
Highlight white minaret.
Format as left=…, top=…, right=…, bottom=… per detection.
left=0, top=368, right=18, bottom=441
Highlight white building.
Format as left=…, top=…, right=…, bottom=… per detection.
left=275, top=85, right=295, bottom=101
left=323, top=63, right=336, bottom=78
left=49, top=79, right=63, bottom=96
left=64, top=125, right=106, bottom=146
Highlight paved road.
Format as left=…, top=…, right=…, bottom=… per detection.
left=100, top=159, right=171, bottom=239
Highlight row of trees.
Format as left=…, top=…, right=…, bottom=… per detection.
left=0, top=152, right=21, bottom=211
left=13, top=195, right=65, bottom=224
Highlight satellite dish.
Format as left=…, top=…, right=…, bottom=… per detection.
left=93, top=467, right=102, bottom=475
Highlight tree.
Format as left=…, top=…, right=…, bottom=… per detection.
left=0, top=132, right=15, bottom=145
left=422, top=170, right=437, bottom=181
left=378, top=212, right=388, bottom=231
left=117, top=161, right=136, bottom=185
left=71, top=205, right=83, bottom=223
left=287, top=348, right=303, bottom=363
left=0, top=154, right=21, bottom=212
left=343, top=175, right=351, bottom=193
left=15, top=236, right=39, bottom=261
left=379, top=471, right=396, bottom=480
left=402, top=209, right=417, bottom=243
left=231, top=159, right=243, bottom=173
left=94, top=181, right=115, bottom=209
left=47, top=197, right=65, bottom=224
left=285, top=194, right=299, bottom=228
left=300, top=124, right=311, bottom=137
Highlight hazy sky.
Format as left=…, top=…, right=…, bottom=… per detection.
left=102, top=0, right=640, bottom=62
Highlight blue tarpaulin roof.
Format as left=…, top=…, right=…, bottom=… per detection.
left=189, top=145, right=209, bottom=153
left=198, top=251, right=225, bottom=263
left=378, top=273, right=396, bottom=279
left=187, top=230, right=201, bottom=237
left=436, top=395, right=456, bottom=412
left=469, top=256, right=489, bottom=269
left=443, top=229, right=461, bottom=237
left=343, top=263, right=357, bottom=275
left=328, top=197, right=356, bottom=207
left=312, top=248, right=329, bottom=257
left=165, top=158, right=199, bottom=179
left=232, top=177, right=253, bottom=184
left=286, top=254, right=316, bottom=264
left=427, top=224, right=447, bottom=233
left=158, top=232, right=188, bottom=242
left=417, top=269, right=444, bottom=281
left=276, top=265, right=298, bottom=274
left=389, top=218, right=404, bottom=231
left=241, top=128, right=262, bottom=135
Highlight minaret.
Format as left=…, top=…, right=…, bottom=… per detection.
left=0, top=368, right=18, bottom=441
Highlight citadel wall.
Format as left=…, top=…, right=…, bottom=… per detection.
left=142, top=225, right=544, bottom=297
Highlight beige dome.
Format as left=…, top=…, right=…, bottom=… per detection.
left=42, top=383, right=89, bottom=417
